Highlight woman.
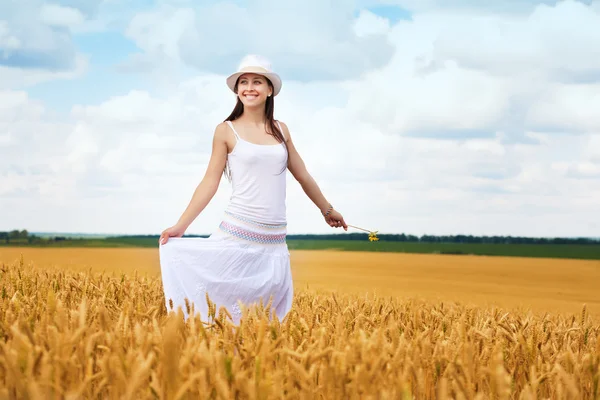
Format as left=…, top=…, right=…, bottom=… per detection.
left=158, top=54, right=347, bottom=324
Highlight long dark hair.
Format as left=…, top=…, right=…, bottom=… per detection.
left=223, top=77, right=288, bottom=180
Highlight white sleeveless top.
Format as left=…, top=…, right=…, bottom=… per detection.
left=224, top=120, right=288, bottom=225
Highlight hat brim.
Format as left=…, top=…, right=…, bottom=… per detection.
left=226, top=70, right=282, bottom=96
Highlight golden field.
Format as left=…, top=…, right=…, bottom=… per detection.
left=0, top=247, right=599, bottom=398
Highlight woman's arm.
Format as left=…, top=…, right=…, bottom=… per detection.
left=280, top=121, right=347, bottom=230
left=159, top=123, right=229, bottom=244
left=175, top=123, right=229, bottom=229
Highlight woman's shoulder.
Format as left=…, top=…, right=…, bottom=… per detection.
left=276, top=120, right=291, bottom=141
left=213, top=121, right=234, bottom=140
left=216, top=121, right=238, bottom=133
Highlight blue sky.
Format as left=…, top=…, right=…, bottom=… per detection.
left=1, top=0, right=599, bottom=237
left=27, top=32, right=145, bottom=113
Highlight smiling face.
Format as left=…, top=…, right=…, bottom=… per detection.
left=236, top=73, right=273, bottom=108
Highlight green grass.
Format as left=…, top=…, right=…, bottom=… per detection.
left=2, top=237, right=600, bottom=260
left=286, top=240, right=600, bottom=260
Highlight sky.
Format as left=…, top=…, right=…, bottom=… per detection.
left=1, top=0, right=599, bottom=238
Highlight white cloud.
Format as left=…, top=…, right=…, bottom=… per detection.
left=0, top=54, right=88, bottom=89
left=348, top=59, right=509, bottom=136
left=0, top=0, right=98, bottom=74
left=586, top=134, right=600, bottom=162
left=0, top=15, right=75, bottom=71
left=526, top=83, right=600, bottom=132
left=66, top=123, right=99, bottom=173
left=566, top=162, right=600, bottom=178
left=0, top=172, right=29, bottom=196
left=429, top=1, right=600, bottom=83
left=384, top=0, right=593, bottom=14
left=0, top=90, right=45, bottom=120
left=345, top=0, right=600, bottom=143
left=122, top=1, right=394, bottom=81
left=463, top=139, right=506, bottom=156
left=0, top=133, right=12, bottom=146
left=40, top=4, right=86, bottom=28
left=55, top=0, right=105, bottom=17
left=353, top=9, right=392, bottom=37
left=0, top=90, right=76, bottom=205
left=345, top=22, right=511, bottom=137
left=0, top=21, right=21, bottom=50
left=125, top=8, right=194, bottom=62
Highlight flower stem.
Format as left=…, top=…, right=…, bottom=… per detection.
left=347, top=224, right=372, bottom=233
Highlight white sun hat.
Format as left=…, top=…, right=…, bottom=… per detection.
left=226, top=54, right=282, bottom=96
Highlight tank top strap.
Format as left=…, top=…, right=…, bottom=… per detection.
left=276, top=120, right=286, bottom=141
left=225, top=121, right=241, bottom=141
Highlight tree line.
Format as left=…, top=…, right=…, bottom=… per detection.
left=0, top=230, right=73, bottom=244
left=284, top=233, right=599, bottom=245
left=114, top=233, right=599, bottom=245
left=0, top=230, right=32, bottom=243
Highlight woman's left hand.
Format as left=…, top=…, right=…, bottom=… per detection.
left=326, top=209, right=348, bottom=231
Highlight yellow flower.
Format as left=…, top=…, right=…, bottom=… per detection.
left=348, top=225, right=379, bottom=242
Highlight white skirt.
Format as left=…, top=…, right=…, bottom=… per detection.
left=158, top=211, right=293, bottom=324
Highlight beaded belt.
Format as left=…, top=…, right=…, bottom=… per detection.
left=219, top=212, right=287, bottom=245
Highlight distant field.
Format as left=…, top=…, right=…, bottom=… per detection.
left=286, top=240, right=600, bottom=259
left=3, top=236, right=600, bottom=260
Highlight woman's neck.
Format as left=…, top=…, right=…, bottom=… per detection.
left=238, top=106, right=266, bottom=126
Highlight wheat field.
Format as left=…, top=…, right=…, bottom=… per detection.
left=0, top=249, right=599, bottom=398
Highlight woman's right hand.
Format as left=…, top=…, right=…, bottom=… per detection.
left=159, top=224, right=186, bottom=245
left=325, top=209, right=348, bottom=231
